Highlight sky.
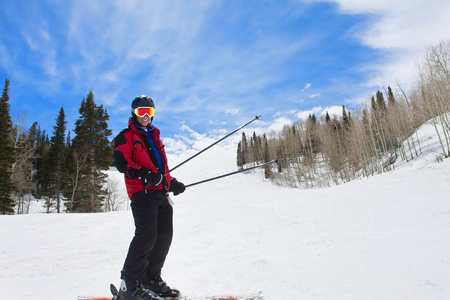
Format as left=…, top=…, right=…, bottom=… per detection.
left=1, top=0, right=449, bottom=145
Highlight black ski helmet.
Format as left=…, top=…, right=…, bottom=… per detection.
left=131, top=95, right=155, bottom=119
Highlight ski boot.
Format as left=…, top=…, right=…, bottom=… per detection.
left=142, top=275, right=180, bottom=298
left=112, top=280, right=163, bottom=300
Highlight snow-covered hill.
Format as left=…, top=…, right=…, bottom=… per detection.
left=1, top=120, right=449, bottom=300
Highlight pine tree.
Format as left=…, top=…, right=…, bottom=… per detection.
left=32, top=128, right=51, bottom=200
left=375, top=90, right=389, bottom=156
left=342, top=106, right=349, bottom=127
left=27, top=122, right=40, bottom=197
left=387, top=86, right=396, bottom=107
left=40, top=143, right=54, bottom=212
left=49, top=106, right=67, bottom=213
left=240, top=132, right=248, bottom=166
left=263, top=135, right=272, bottom=179
left=341, top=105, right=352, bottom=157
left=376, top=90, right=387, bottom=111
left=305, top=114, right=319, bottom=165
left=0, top=79, right=15, bottom=214
left=68, top=91, right=112, bottom=212
left=252, top=132, right=262, bottom=163
left=236, top=141, right=244, bottom=168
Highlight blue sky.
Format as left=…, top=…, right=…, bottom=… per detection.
left=1, top=0, right=449, bottom=147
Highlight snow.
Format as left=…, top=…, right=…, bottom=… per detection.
left=1, top=120, right=450, bottom=300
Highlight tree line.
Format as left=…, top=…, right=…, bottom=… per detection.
left=237, top=40, right=450, bottom=188
left=0, top=87, right=116, bottom=214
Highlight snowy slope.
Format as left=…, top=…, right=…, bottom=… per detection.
left=1, top=121, right=449, bottom=300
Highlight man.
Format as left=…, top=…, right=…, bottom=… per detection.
left=113, top=95, right=186, bottom=300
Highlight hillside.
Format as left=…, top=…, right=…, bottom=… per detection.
left=0, top=120, right=449, bottom=300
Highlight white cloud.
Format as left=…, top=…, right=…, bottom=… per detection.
left=295, top=106, right=323, bottom=121
left=321, top=105, right=343, bottom=119
left=309, top=93, right=321, bottom=98
left=312, top=0, right=450, bottom=87
left=164, top=122, right=243, bottom=158
left=273, top=110, right=298, bottom=118
left=331, top=0, right=450, bottom=49
left=267, top=117, right=294, bottom=133
left=301, top=83, right=312, bottom=91
left=296, top=111, right=311, bottom=121
left=225, top=109, right=240, bottom=115
left=291, top=105, right=346, bottom=122
left=180, top=124, right=207, bottom=141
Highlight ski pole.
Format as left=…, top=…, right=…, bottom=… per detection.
left=184, top=159, right=280, bottom=188
left=165, top=115, right=262, bottom=175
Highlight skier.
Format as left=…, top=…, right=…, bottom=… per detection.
left=113, top=95, right=186, bottom=300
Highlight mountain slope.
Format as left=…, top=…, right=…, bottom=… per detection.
left=0, top=121, right=449, bottom=300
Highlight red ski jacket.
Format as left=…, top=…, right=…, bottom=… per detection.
left=113, top=118, right=173, bottom=198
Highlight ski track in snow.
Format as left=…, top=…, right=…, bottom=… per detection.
left=1, top=122, right=450, bottom=300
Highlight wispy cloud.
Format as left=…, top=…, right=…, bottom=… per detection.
left=225, top=109, right=240, bottom=116
left=302, top=83, right=312, bottom=91
left=1, top=0, right=449, bottom=142
left=311, top=0, right=450, bottom=87
left=62, top=0, right=313, bottom=124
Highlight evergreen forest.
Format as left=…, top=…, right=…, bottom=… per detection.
left=0, top=89, right=114, bottom=214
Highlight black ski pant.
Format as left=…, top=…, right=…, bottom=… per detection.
left=121, top=189, right=173, bottom=285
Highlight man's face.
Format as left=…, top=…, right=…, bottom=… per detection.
left=135, top=114, right=151, bottom=128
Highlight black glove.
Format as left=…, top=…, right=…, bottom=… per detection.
left=137, top=169, right=167, bottom=188
left=169, top=178, right=185, bottom=196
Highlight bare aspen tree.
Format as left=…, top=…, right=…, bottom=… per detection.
left=418, top=41, right=450, bottom=158
left=393, top=84, right=420, bottom=160
left=11, top=113, right=35, bottom=214
left=104, top=176, right=125, bottom=211
left=424, top=41, right=450, bottom=156
left=68, top=150, right=88, bottom=212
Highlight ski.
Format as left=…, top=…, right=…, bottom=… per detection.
left=165, top=291, right=263, bottom=300
left=78, top=288, right=263, bottom=300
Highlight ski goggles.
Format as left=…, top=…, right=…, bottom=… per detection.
left=133, top=107, right=155, bottom=117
